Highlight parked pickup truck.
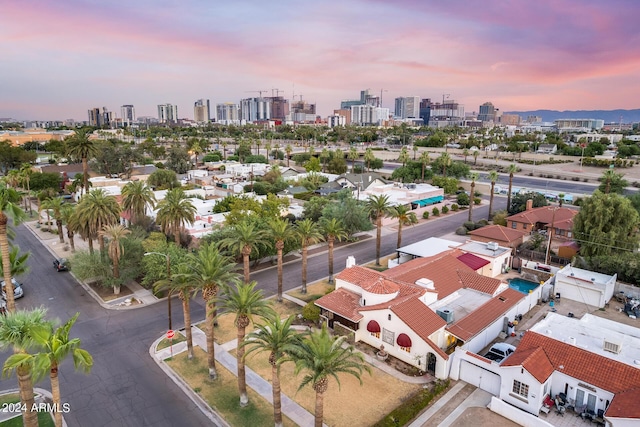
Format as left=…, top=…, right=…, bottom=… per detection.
left=484, top=343, right=516, bottom=362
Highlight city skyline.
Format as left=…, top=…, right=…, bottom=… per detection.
left=2, top=0, right=639, bottom=121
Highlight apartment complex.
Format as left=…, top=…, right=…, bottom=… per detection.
left=193, top=99, right=210, bottom=123
left=157, top=104, right=178, bottom=123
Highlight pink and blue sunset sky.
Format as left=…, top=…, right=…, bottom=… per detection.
left=2, top=0, right=639, bottom=121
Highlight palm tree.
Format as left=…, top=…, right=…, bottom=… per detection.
left=191, top=141, right=202, bottom=167
left=473, top=150, right=479, bottom=165
left=16, top=313, right=93, bottom=427
left=348, top=147, right=358, bottom=173
left=222, top=141, right=228, bottom=161
left=295, top=219, right=324, bottom=294
left=320, top=148, right=329, bottom=173
left=66, top=129, right=98, bottom=193
left=98, top=224, right=131, bottom=294
left=602, top=169, right=616, bottom=194
left=267, top=218, right=296, bottom=302
left=558, top=193, right=565, bottom=207
left=121, top=181, right=156, bottom=225
left=412, top=144, right=418, bottom=160
left=0, top=184, right=25, bottom=313
left=59, top=204, right=76, bottom=253
left=507, top=164, right=518, bottom=211
left=462, top=148, right=469, bottom=164
left=488, top=170, right=499, bottom=221
left=389, top=205, right=418, bottom=249
left=44, top=197, right=66, bottom=244
left=218, top=281, right=273, bottom=407
left=468, top=172, right=479, bottom=222
left=320, top=218, right=347, bottom=284
left=398, top=146, right=410, bottom=168
left=155, top=264, right=197, bottom=359
left=244, top=314, right=302, bottom=427
left=419, top=151, right=430, bottom=182
left=285, top=144, right=292, bottom=167
left=366, top=194, right=392, bottom=266
left=364, top=148, right=375, bottom=172
left=286, top=326, right=371, bottom=427
left=189, top=242, right=239, bottom=378
left=75, top=189, right=121, bottom=255
left=220, top=220, right=269, bottom=284
left=19, top=163, right=33, bottom=216
left=440, top=152, right=452, bottom=178
left=156, top=188, right=196, bottom=245
left=0, top=307, right=49, bottom=427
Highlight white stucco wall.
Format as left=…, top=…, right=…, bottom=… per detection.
left=500, top=365, right=546, bottom=415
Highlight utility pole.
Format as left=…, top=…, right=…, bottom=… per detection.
left=545, top=207, right=558, bottom=265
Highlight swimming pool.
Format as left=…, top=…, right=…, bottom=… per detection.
left=508, top=278, right=539, bottom=294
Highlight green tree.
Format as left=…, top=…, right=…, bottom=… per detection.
left=286, top=326, right=371, bottom=427
left=65, top=129, right=98, bottom=193
left=295, top=219, right=324, bottom=294
left=267, top=219, right=296, bottom=302
left=0, top=246, right=30, bottom=282
left=364, top=148, right=376, bottom=172
left=61, top=204, right=77, bottom=252
left=122, top=181, right=156, bottom=225
left=509, top=192, right=548, bottom=215
left=398, top=146, right=410, bottom=168
left=419, top=151, right=431, bottom=182
left=0, top=184, right=26, bottom=312
left=0, top=307, right=48, bottom=427
left=322, top=191, right=372, bottom=238
left=42, top=197, right=66, bottom=244
left=156, top=188, right=196, bottom=245
left=165, top=145, right=191, bottom=174
left=506, top=164, right=518, bottom=211
left=218, top=281, right=273, bottom=407
left=484, top=170, right=498, bottom=221
left=599, top=169, right=627, bottom=194
left=19, top=164, right=33, bottom=215
left=320, top=218, right=347, bottom=284
left=244, top=314, right=302, bottom=427
left=572, top=191, right=640, bottom=257
left=220, top=220, right=269, bottom=284
left=348, top=147, right=359, bottom=173
left=366, top=194, right=392, bottom=266
left=98, top=224, right=131, bottom=294
left=75, top=189, right=121, bottom=254
left=389, top=205, right=418, bottom=249
left=467, top=172, right=479, bottom=222
left=147, top=169, right=179, bottom=190
left=188, top=242, right=240, bottom=378
left=439, top=152, right=452, bottom=178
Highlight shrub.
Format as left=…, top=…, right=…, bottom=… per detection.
left=474, top=197, right=481, bottom=205
left=302, top=301, right=320, bottom=322
left=451, top=204, right=459, bottom=211
left=431, top=207, right=440, bottom=216
left=441, top=206, right=449, bottom=214
left=463, top=221, right=475, bottom=231
left=374, top=380, right=450, bottom=427
left=155, top=162, right=165, bottom=169
left=455, top=226, right=468, bottom=235
left=422, top=211, right=429, bottom=219
left=476, top=219, right=489, bottom=226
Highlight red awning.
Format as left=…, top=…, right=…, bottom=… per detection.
left=397, top=333, right=412, bottom=347
left=367, top=320, right=381, bottom=333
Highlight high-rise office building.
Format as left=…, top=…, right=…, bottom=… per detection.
left=240, top=97, right=271, bottom=122
left=265, top=96, right=289, bottom=121
left=216, top=103, right=240, bottom=124
left=419, top=98, right=431, bottom=125
left=158, top=104, right=178, bottom=123
left=350, top=105, right=389, bottom=125
left=121, top=105, right=135, bottom=125
left=394, top=96, right=420, bottom=119
left=428, top=99, right=464, bottom=127
left=193, top=99, right=210, bottom=123
left=340, top=89, right=380, bottom=110
left=87, top=107, right=112, bottom=127
left=478, top=102, right=497, bottom=122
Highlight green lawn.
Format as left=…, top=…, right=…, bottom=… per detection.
left=0, top=394, right=19, bottom=406
left=156, top=334, right=187, bottom=351
left=0, top=411, right=54, bottom=427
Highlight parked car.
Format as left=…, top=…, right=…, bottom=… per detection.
left=1, top=278, right=24, bottom=300
left=53, top=258, right=69, bottom=272
left=484, top=342, right=516, bottom=362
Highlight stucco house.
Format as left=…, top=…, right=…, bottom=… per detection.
left=553, top=264, right=616, bottom=308
left=506, top=203, right=578, bottom=242
left=467, top=225, right=528, bottom=250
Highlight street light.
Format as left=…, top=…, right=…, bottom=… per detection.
left=144, top=252, right=172, bottom=331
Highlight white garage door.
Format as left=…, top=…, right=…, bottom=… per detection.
left=459, top=360, right=501, bottom=395
left=556, top=283, right=602, bottom=307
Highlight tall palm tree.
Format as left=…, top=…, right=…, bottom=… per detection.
left=189, top=242, right=239, bottom=378
left=61, top=204, right=77, bottom=253
left=488, top=170, right=499, bottom=221
left=364, top=148, right=375, bottom=172
left=348, top=147, right=358, bottom=173
left=320, top=148, right=329, bottom=173
left=121, top=181, right=156, bottom=225
left=412, top=144, right=419, bottom=160
left=218, top=281, right=273, bottom=407
left=19, top=163, right=33, bottom=216
left=75, top=189, right=121, bottom=255
left=320, top=218, right=347, bottom=284
left=419, top=151, right=430, bottom=182
left=66, top=129, right=98, bottom=193
left=462, top=148, right=469, bottom=164
left=558, top=193, right=565, bottom=207
left=295, top=219, right=324, bottom=294
left=267, top=218, right=296, bottom=302
left=220, top=220, right=269, bottom=284
left=155, top=264, right=197, bottom=359
left=0, top=246, right=30, bottom=284
left=156, top=188, right=196, bottom=245
left=98, top=224, right=131, bottom=294
left=473, top=150, right=479, bottom=165
left=0, top=184, right=25, bottom=313
left=286, top=326, right=371, bottom=427
left=468, top=172, right=479, bottom=222
left=14, top=313, right=93, bottom=427
left=366, top=194, right=392, bottom=266
left=244, top=314, right=303, bottom=427
left=285, top=144, right=292, bottom=167
left=440, top=152, right=452, bottom=178
left=0, top=307, right=49, bottom=427
left=507, top=164, right=518, bottom=211
left=398, top=146, right=410, bottom=168
left=43, top=197, right=66, bottom=244
left=389, top=205, right=418, bottom=249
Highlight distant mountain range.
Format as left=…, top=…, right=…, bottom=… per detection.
left=503, top=109, right=640, bottom=124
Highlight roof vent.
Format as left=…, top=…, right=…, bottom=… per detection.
left=568, top=337, right=576, bottom=346
left=346, top=256, right=356, bottom=269
left=415, top=278, right=435, bottom=289
left=487, top=242, right=499, bottom=251
left=591, top=278, right=596, bottom=282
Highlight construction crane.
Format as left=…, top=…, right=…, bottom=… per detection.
left=245, top=90, right=268, bottom=98
left=271, top=88, right=284, bottom=97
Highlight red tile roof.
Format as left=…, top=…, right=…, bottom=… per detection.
left=362, top=277, right=400, bottom=295
left=501, top=347, right=554, bottom=383
left=512, top=331, right=640, bottom=419
left=468, top=225, right=528, bottom=242
left=446, top=288, right=524, bottom=341
left=391, top=298, right=448, bottom=360
left=506, top=206, right=578, bottom=231
left=457, top=271, right=503, bottom=295
left=336, top=265, right=384, bottom=287
left=314, top=288, right=363, bottom=322
left=457, top=253, right=490, bottom=270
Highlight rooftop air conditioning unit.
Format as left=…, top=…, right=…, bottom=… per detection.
left=436, top=308, right=454, bottom=323
left=603, top=339, right=622, bottom=354
left=487, top=242, right=499, bottom=251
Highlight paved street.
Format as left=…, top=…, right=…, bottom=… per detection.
left=0, top=197, right=507, bottom=426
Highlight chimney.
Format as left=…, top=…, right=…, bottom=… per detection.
left=346, top=256, right=356, bottom=269
left=526, top=199, right=533, bottom=211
